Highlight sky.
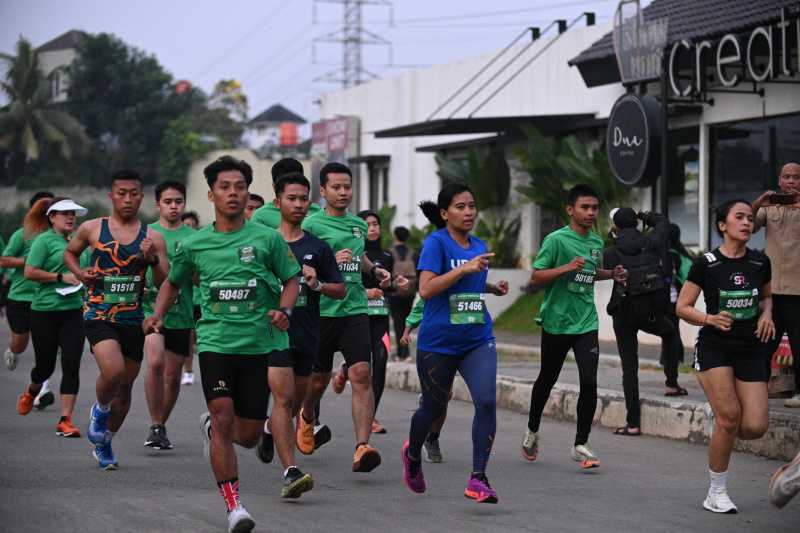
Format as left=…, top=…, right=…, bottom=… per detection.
left=0, top=0, right=638, bottom=124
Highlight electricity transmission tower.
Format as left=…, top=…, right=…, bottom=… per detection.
left=312, top=0, right=393, bottom=87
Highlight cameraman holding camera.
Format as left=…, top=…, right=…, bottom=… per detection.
left=753, top=162, right=800, bottom=408
left=604, top=208, right=686, bottom=436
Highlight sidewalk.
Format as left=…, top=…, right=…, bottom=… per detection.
left=386, top=336, right=800, bottom=461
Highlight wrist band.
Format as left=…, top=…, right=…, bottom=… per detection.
left=311, top=280, right=323, bottom=292
left=56, top=272, right=63, bottom=283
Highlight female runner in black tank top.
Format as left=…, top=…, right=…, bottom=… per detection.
left=677, top=199, right=775, bottom=514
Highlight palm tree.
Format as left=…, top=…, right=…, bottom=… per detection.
left=514, top=125, right=631, bottom=238
left=0, top=37, right=87, bottom=182
left=435, top=147, right=521, bottom=268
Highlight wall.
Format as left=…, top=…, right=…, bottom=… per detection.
left=184, top=149, right=311, bottom=226
left=319, top=24, right=625, bottom=232
left=38, top=48, right=77, bottom=102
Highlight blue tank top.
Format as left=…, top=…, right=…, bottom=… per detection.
left=84, top=218, right=148, bottom=325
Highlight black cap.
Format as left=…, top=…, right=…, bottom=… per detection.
left=612, top=207, right=638, bottom=229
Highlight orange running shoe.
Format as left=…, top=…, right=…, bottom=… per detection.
left=296, top=409, right=315, bottom=455
left=332, top=363, right=347, bottom=394
left=56, top=416, right=82, bottom=438
left=371, top=419, right=386, bottom=434
left=17, top=390, right=34, bottom=415
left=352, top=443, right=381, bottom=472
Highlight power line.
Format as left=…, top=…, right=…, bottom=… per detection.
left=191, top=0, right=292, bottom=82
left=240, top=22, right=314, bottom=84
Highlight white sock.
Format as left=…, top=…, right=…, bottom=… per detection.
left=709, top=469, right=727, bottom=492
left=97, top=402, right=111, bottom=413
left=263, top=417, right=271, bottom=434
left=39, top=380, right=51, bottom=394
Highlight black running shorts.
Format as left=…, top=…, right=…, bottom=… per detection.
left=693, top=338, right=769, bottom=382
left=6, top=299, right=31, bottom=334
left=84, top=320, right=145, bottom=363
left=315, top=314, right=372, bottom=374
left=160, top=328, right=192, bottom=357
left=269, top=347, right=314, bottom=377
left=199, top=352, right=269, bottom=420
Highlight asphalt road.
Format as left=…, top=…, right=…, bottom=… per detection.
left=0, top=340, right=797, bottom=532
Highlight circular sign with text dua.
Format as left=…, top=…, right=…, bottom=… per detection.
left=606, top=93, right=661, bottom=187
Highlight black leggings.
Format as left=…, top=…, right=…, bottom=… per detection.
left=389, top=296, right=414, bottom=359
left=30, top=309, right=85, bottom=395
left=369, top=315, right=390, bottom=411
left=613, top=314, right=678, bottom=428
left=528, top=330, right=599, bottom=446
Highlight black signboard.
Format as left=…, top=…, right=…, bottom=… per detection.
left=606, top=93, right=661, bottom=187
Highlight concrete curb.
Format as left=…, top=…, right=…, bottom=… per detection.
left=385, top=362, right=800, bottom=461
left=494, top=341, right=664, bottom=371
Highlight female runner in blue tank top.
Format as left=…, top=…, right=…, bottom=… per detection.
left=401, top=182, right=508, bottom=503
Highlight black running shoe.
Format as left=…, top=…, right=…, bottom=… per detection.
left=255, top=431, right=274, bottom=463
left=158, top=425, right=174, bottom=450
left=144, top=424, right=173, bottom=450
left=281, top=466, right=314, bottom=499
left=34, top=391, right=55, bottom=411
left=144, top=425, right=159, bottom=448
left=313, top=424, right=332, bottom=450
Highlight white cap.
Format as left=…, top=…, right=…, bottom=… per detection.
left=609, top=207, right=620, bottom=223
left=46, top=199, right=88, bottom=217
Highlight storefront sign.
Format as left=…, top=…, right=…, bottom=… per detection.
left=606, top=94, right=661, bottom=187
left=669, top=6, right=800, bottom=97
left=613, top=1, right=669, bottom=84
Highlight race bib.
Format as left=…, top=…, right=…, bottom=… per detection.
left=367, top=296, right=388, bottom=316
left=103, top=275, right=142, bottom=304
left=448, top=293, right=486, bottom=325
left=566, top=268, right=596, bottom=294
left=209, top=279, right=257, bottom=314
left=296, top=277, right=308, bottom=308
left=720, top=289, right=759, bottom=320
left=339, top=256, right=361, bottom=283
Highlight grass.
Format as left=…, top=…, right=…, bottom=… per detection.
left=492, top=291, right=543, bottom=334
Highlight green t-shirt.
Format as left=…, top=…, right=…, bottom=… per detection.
left=3, top=228, right=40, bottom=302
left=252, top=202, right=322, bottom=230
left=301, top=210, right=367, bottom=317
left=143, top=222, right=196, bottom=329
left=169, top=220, right=300, bottom=355
left=25, top=229, right=85, bottom=312
left=405, top=297, right=424, bottom=329
left=533, top=226, right=604, bottom=335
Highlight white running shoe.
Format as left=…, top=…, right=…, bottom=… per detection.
left=226, top=504, right=255, bottom=533
left=784, top=394, right=800, bottom=408
left=769, top=450, right=800, bottom=508
left=199, top=412, right=211, bottom=460
left=521, top=429, right=539, bottom=461
left=571, top=442, right=600, bottom=469
left=703, top=489, right=738, bottom=514
left=181, top=372, right=194, bottom=386
left=4, top=348, right=17, bottom=371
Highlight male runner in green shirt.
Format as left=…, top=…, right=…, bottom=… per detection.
left=144, top=155, right=302, bottom=533
left=142, top=180, right=196, bottom=451
left=250, top=158, right=322, bottom=230
left=296, top=162, right=391, bottom=473
left=521, top=184, right=626, bottom=469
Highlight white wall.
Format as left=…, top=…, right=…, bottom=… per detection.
left=38, top=48, right=76, bottom=102
left=185, top=149, right=311, bottom=226
left=319, top=24, right=625, bottom=230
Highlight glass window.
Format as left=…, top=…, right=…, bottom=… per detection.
left=667, top=127, right=700, bottom=246
left=709, top=113, right=800, bottom=250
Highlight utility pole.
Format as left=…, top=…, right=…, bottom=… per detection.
left=312, top=0, right=393, bottom=87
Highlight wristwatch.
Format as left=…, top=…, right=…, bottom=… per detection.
left=56, top=272, right=63, bottom=283
left=278, top=306, right=293, bottom=318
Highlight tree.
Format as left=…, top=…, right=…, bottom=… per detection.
left=514, top=125, right=631, bottom=238
left=0, top=37, right=88, bottom=183
left=66, top=34, right=245, bottom=185
left=435, top=147, right=521, bottom=268
left=210, top=79, right=248, bottom=123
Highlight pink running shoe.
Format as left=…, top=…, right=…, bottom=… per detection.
left=402, top=441, right=426, bottom=494
left=464, top=474, right=498, bottom=504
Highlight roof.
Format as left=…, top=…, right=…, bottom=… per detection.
left=248, top=104, right=306, bottom=126
left=569, top=0, right=798, bottom=87
left=374, top=114, right=600, bottom=138
left=37, top=30, right=87, bottom=53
